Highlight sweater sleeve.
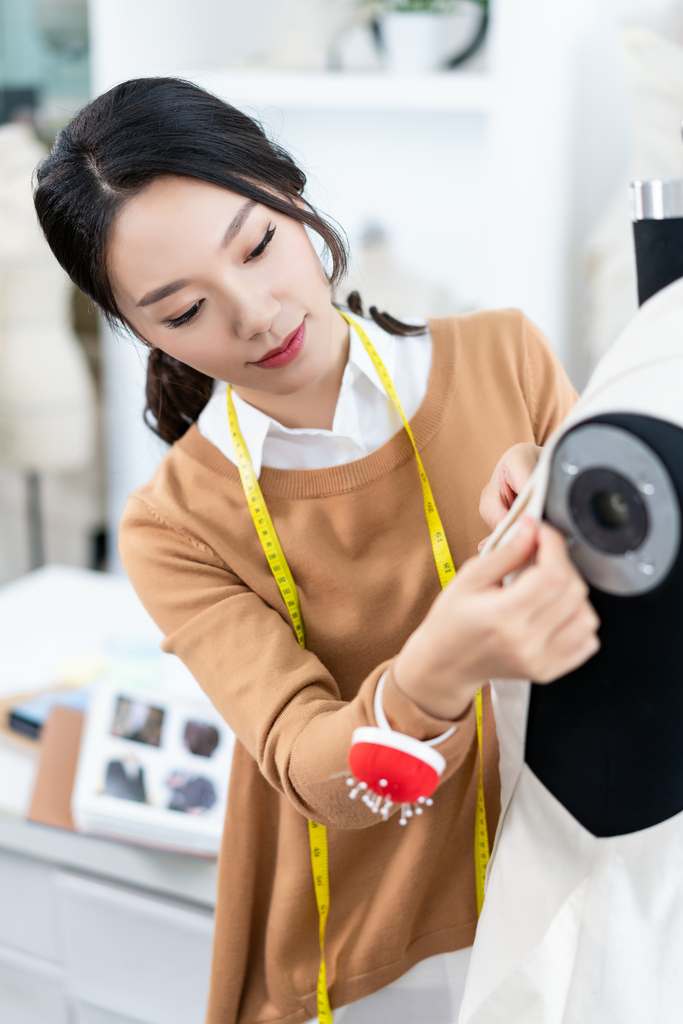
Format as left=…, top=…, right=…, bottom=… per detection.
left=522, top=315, right=578, bottom=444
left=119, top=495, right=475, bottom=830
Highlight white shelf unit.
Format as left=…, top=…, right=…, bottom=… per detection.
left=184, top=69, right=494, bottom=113
left=90, top=0, right=628, bottom=566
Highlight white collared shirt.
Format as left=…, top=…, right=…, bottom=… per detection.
left=197, top=315, right=431, bottom=474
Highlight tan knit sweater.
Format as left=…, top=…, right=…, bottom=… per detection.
left=119, top=310, right=576, bottom=1024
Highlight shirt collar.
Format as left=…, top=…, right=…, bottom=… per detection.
left=207, top=315, right=396, bottom=477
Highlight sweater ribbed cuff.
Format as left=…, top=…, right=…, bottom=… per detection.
left=380, top=662, right=475, bottom=745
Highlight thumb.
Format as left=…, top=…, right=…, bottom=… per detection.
left=472, top=516, right=538, bottom=589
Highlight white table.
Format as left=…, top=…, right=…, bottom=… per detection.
left=0, top=566, right=219, bottom=1024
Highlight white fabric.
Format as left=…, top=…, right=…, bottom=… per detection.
left=461, top=276, right=683, bottom=1023
left=303, top=948, right=472, bottom=1024
left=200, top=314, right=472, bottom=1021
left=197, top=314, right=431, bottom=475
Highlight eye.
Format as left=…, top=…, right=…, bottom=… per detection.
left=165, top=301, right=202, bottom=329
left=246, top=225, right=276, bottom=262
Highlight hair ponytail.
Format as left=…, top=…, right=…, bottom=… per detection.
left=144, top=349, right=214, bottom=446
left=344, top=291, right=427, bottom=338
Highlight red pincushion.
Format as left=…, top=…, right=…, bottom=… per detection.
left=347, top=726, right=446, bottom=812
left=349, top=740, right=440, bottom=804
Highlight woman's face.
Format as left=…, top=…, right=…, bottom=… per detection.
left=108, top=176, right=346, bottom=395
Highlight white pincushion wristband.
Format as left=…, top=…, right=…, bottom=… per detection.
left=347, top=673, right=458, bottom=825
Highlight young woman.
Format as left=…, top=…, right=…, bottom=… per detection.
left=34, top=78, right=599, bottom=1024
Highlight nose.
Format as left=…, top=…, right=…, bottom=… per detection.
left=224, top=276, right=281, bottom=343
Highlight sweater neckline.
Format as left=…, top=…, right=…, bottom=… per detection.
left=177, top=316, right=458, bottom=500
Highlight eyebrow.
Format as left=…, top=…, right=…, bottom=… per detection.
left=136, top=200, right=258, bottom=308
left=221, top=199, right=257, bottom=248
left=137, top=279, right=191, bottom=308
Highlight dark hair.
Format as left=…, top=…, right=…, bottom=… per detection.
left=34, top=77, right=425, bottom=445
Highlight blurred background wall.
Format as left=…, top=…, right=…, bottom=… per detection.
left=1, top=0, right=683, bottom=582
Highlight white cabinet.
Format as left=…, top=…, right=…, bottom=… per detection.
left=0, top=840, right=215, bottom=1024
left=56, top=873, right=214, bottom=1024
left=0, top=847, right=68, bottom=1024
left=0, top=848, right=60, bottom=962
left=73, top=1006, right=146, bottom=1024
left=73, top=1005, right=147, bottom=1024
left=0, top=943, right=68, bottom=1024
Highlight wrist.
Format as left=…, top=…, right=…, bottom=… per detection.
left=393, top=640, right=480, bottom=721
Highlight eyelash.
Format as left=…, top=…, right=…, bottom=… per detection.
left=164, top=226, right=276, bottom=329
left=166, top=301, right=201, bottom=329
left=247, top=224, right=276, bottom=261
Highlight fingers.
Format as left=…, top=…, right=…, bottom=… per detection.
left=534, top=605, right=601, bottom=683
left=513, top=525, right=600, bottom=679
left=479, top=475, right=516, bottom=531
left=467, top=516, right=538, bottom=589
left=479, top=444, right=543, bottom=530
left=431, top=512, right=599, bottom=692
left=511, top=523, right=587, bottom=614
left=548, top=601, right=600, bottom=653
left=494, top=520, right=599, bottom=681
left=502, top=444, right=543, bottom=499
left=535, top=521, right=576, bottom=570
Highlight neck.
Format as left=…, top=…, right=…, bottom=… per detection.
left=233, top=310, right=350, bottom=430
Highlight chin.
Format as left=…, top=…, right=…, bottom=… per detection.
left=277, top=352, right=329, bottom=395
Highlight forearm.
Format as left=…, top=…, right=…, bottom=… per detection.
left=169, top=604, right=476, bottom=828
left=393, top=620, right=481, bottom=721
left=283, top=661, right=476, bottom=828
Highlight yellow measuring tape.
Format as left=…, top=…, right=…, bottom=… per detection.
left=226, top=387, right=306, bottom=649
left=474, top=688, right=489, bottom=916
left=228, top=384, right=332, bottom=1024
left=338, top=312, right=455, bottom=591
left=308, top=820, right=332, bottom=1024
left=227, top=312, right=490, bottom=1023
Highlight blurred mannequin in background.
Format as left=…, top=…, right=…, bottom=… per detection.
left=0, top=120, right=95, bottom=569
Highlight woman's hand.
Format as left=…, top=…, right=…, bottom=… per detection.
left=393, top=517, right=600, bottom=721
left=479, top=443, right=543, bottom=532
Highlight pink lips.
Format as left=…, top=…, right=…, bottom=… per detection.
left=253, top=321, right=306, bottom=369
